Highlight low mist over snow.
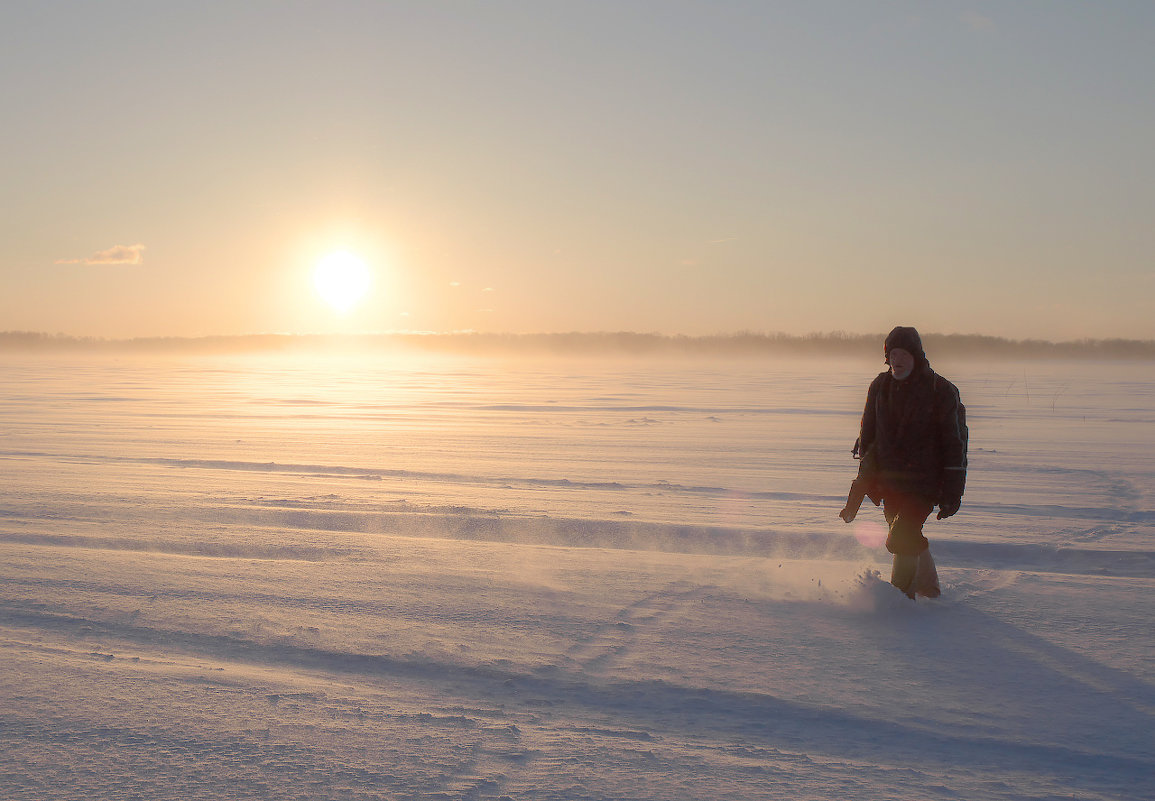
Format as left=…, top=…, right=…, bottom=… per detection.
left=2, top=354, right=1152, bottom=800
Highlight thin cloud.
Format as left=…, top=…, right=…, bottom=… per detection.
left=962, top=12, right=995, bottom=32
left=57, top=243, right=146, bottom=266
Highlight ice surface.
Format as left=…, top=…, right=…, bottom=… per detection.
left=1, top=353, right=1152, bottom=800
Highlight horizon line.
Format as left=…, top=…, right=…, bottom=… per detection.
left=1, top=330, right=1153, bottom=359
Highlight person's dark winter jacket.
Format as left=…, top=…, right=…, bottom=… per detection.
left=857, top=329, right=967, bottom=511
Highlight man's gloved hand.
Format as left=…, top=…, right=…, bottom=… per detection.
left=937, top=497, right=961, bottom=520
left=938, top=470, right=965, bottom=520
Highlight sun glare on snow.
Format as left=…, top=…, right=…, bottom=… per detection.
left=313, top=250, right=372, bottom=314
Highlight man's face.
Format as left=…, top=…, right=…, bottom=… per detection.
left=889, top=347, right=914, bottom=380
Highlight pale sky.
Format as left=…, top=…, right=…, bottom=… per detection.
left=1, top=1, right=1152, bottom=340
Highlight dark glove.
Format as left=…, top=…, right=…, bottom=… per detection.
left=937, top=470, right=965, bottom=520
left=937, top=497, right=961, bottom=520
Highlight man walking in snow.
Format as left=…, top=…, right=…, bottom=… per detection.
left=841, top=326, right=968, bottom=598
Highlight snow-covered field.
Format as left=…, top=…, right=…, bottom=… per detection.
left=1, top=352, right=1152, bottom=800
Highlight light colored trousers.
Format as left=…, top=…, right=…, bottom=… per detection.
left=891, top=549, right=941, bottom=598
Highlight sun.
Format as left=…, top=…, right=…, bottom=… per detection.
left=313, top=251, right=371, bottom=314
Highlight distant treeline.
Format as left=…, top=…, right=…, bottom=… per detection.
left=1, top=330, right=1153, bottom=359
